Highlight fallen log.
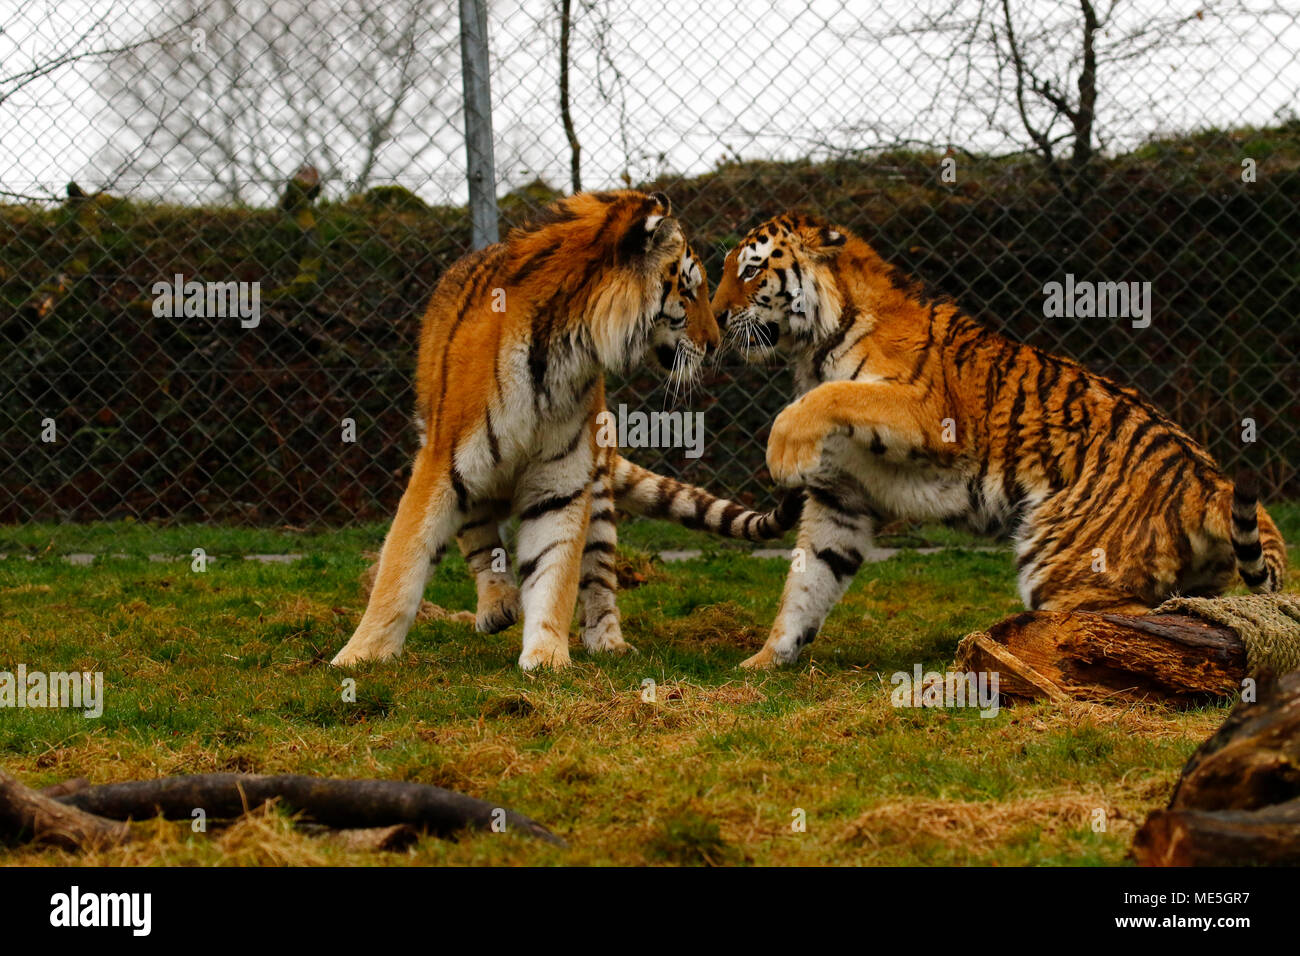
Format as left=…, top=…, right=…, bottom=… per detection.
left=51, top=773, right=565, bottom=846
left=0, top=769, right=129, bottom=851
left=319, top=823, right=422, bottom=853
left=955, top=610, right=1245, bottom=705
left=1132, top=669, right=1300, bottom=865
left=1134, top=799, right=1300, bottom=866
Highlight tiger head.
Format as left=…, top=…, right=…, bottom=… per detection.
left=648, top=242, right=713, bottom=384
left=512, top=190, right=718, bottom=379
left=710, top=212, right=848, bottom=361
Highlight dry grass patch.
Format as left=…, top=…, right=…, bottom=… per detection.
left=840, top=786, right=1153, bottom=850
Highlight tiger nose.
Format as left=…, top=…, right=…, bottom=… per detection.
left=716, top=309, right=730, bottom=330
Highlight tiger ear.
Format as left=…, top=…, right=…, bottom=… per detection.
left=647, top=215, right=684, bottom=260
left=641, top=192, right=673, bottom=236
left=619, top=209, right=683, bottom=266
left=819, top=226, right=846, bottom=248
left=801, top=223, right=846, bottom=261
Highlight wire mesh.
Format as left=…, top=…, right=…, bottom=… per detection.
left=1, top=0, right=1296, bottom=525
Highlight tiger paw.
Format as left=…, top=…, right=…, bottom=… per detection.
left=766, top=406, right=826, bottom=487
left=739, top=647, right=778, bottom=670
left=582, top=613, right=636, bottom=655
left=476, top=588, right=521, bottom=634
left=330, top=627, right=403, bottom=667
left=518, top=641, right=572, bottom=671
left=590, top=636, right=638, bottom=656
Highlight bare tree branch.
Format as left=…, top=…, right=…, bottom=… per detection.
left=559, top=0, right=582, bottom=192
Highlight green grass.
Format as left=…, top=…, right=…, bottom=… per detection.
left=1, top=515, right=1293, bottom=866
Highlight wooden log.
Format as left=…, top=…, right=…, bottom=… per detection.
left=1164, top=668, right=1300, bottom=812
left=51, top=773, right=565, bottom=846
left=955, top=610, right=1245, bottom=705
left=0, top=768, right=129, bottom=851
left=1132, top=669, right=1300, bottom=865
left=1133, top=799, right=1300, bottom=866
left=325, top=824, right=421, bottom=853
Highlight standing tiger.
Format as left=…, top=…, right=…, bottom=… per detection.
left=425, top=252, right=802, bottom=652
left=331, top=190, right=722, bottom=670
left=711, top=212, right=1287, bottom=669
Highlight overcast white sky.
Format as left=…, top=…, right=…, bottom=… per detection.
left=2, top=0, right=1298, bottom=205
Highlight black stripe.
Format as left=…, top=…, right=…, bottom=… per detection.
left=807, top=485, right=850, bottom=515
left=528, top=314, right=553, bottom=396
left=433, top=250, right=504, bottom=432
left=810, top=305, right=856, bottom=377
left=643, top=477, right=674, bottom=517
left=998, top=364, right=1029, bottom=504
left=897, top=303, right=936, bottom=385
left=1233, top=539, right=1263, bottom=562
left=519, top=487, right=585, bottom=522
left=1069, top=404, right=1141, bottom=515
left=517, top=542, right=558, bottom=583
left=693, top=493, right=712, bottom=528
left=815, top=547, right=863, bottom=581
left=545, top=425, right=587, bottom=462
left=509, top=242, right=559, bottom=284
left=484, top=409, right=500, bottom=463
left=449, top=466, right=470, bottom=512
left=1240, top=566, right=1268, bottom=588
left=1231, top=511, right=1257, bottom=531
left=719, top=503, right=744, bottom=536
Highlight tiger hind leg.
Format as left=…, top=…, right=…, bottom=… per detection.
left=456, top=501, right=521, bottom=634
left=579, top=465, right=634, bottom=655
left=332, top=447, right=464, bottom=665
left=1034, top=589, right=1152, bottom=616
left=1021, top=558, right=1153, bottom=616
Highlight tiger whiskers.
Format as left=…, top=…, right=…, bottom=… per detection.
left=665, top=341, right=701, bottom=409
left=723, top=308, right=770, bottom=363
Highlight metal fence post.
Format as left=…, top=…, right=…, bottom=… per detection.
left=458, top=0, right=498, bottom=249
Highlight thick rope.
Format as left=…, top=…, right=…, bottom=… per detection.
left=1155, top=593, right=1300, bottom=676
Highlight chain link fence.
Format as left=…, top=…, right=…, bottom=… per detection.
left=2, top=0, right=1297, bottom=526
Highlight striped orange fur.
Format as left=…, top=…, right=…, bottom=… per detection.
left=711, top=212, right=1287, bottom=668
left=331, top=190, right=718, bottom=670
left=447, top=240, right=801, bottom=646
left=453, top=451, right=803, bottom=646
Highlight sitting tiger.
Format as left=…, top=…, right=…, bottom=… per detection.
left=332, top=190, right=727, bottom=670
left=710, top=212, right=1288, bottom=668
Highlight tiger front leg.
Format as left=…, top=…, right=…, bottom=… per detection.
left=579, top=467, right=635, bottom=655
left=741, top=486, right=872, bottom=669
left=766, top=380, right=933, bottom=487
left=512, top=450, right=595, bottom=671
left=457, top=502, right=521, bottom=634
